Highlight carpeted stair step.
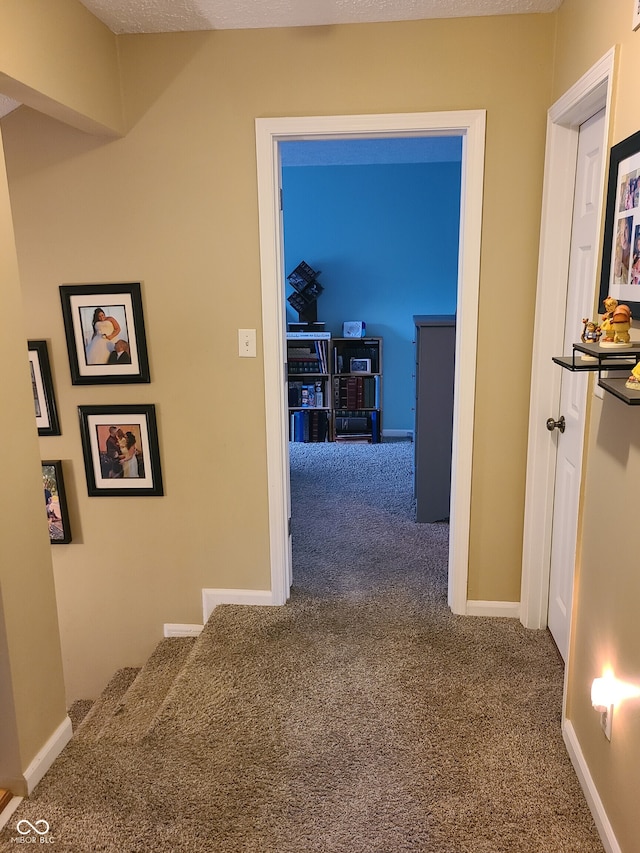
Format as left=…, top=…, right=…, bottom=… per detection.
left=94, top=637, right=197, bottom=743
left=68, top=699, right=94, bottom=731
left=73, top=667, right=140, bottom=742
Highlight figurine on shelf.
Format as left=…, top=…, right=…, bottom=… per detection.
left=625, top=361, right=640, bottom=390
left=611, top=303, right=632, bottom=344
left=600, top=300, right=632, bottom=347
left=580, top=318, right=602, bottom=344
left=600, top=295, right=618, bottom=342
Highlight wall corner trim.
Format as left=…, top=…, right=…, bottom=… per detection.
left=202, top=589, right=276, bottom=624
left=563, top=719, right=621, bottom=853
left=24, top=716, right=72, bottom=795
left=465, top=600, right=520, bottom=619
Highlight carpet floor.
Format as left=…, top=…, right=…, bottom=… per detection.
left=0, top=441, right=604, bottom=852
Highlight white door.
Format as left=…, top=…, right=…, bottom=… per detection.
left=547, top=108, right=606, bottom=660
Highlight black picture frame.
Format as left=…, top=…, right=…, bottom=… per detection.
left=60, top=282, right=150, bottom=385
left=42, top=460, right=72, bottom=544
left=78, top=404, right=164, bottom=497
left=28, top=340, right=61, bottom=436
left=599, top=129, right=640, bottom=318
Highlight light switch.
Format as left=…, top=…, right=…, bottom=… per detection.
left=238, top=328, right=256, bottom=358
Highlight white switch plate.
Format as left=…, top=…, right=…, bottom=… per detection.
left=238, top=329, right=256, bottom=358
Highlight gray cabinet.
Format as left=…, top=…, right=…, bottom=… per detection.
left=413, top=315, right=456, bottom=523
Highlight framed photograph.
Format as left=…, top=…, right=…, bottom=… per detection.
left=599, top=129, right=640, bottom=316
left=78, top=404, right=163, bottom=497
left=42, top=461, right=71, bottom=544
left=28, top=340, right=61, bottom=436
left=60, top=282, right=150, bottom=385
left=634, top=0, right=640, bottom=31
left=350, top=357, right=372, bottom=373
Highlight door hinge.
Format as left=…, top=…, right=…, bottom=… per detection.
left=288, top=517, right=291, bottom=537
left=280, top=188, right=283, bottom=211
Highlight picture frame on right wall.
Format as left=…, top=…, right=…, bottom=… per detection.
left=633, top=0, right=640, bottom=31
left=599, top=128, right=640, bottom=317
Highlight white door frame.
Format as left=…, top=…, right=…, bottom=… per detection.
left=520, top=49, right=616, bottom=630
left=255, top=110, right=486, bottom=611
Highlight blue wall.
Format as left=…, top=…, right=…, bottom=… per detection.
left=282, top=160, right=461, bottom=432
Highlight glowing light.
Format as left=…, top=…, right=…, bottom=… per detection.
left=592, top=668, right=640, bottom=711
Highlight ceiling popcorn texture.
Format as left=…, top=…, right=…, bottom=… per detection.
left=78, top=0, right=563, bottom=33
left=0, top=1, right=561, bottom=117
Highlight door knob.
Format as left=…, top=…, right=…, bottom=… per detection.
left=546, top=416, right=566, bottom=433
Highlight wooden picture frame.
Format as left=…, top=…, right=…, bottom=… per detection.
left=42, top=460, right=72, bottom=544
left=28, top=340, right=61, bottom=436
left=599, top=129, right=640, bottom=317
left=60, top=282, right=150, bottom=385
left=633, top=0, right=640, bottom=32
left=78, top=404, right=163, bottom=497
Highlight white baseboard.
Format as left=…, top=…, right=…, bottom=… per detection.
left=563, top=719, right=621, bottom=853
left=202, top=589, right=275, bottom=623
left=382, top=429, right=414, bottom=440
left=24, top=715, right=72, bottom=795
left=0, top=795, right=23, bottom=831
left=163, top=623, right=204, bottom=638
left=465, top=600, right=521, bottom=618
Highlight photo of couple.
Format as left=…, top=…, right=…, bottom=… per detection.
left=98, top=424, right=145, bottom=480
left=82, top=305, right=131, bottom=366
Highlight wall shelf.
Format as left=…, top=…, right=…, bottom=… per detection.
left=553, top=342, right=640, bottom=405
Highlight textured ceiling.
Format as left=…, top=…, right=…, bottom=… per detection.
left=0, top=0, right=562, bottom=117
left=78, top=0, right=562, bottom=34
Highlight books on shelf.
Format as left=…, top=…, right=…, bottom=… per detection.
left=287, top=339, right=329, bottom=374
left=287, top=335, right=382, bottom=445
left=289, top=410, right=329, bottom=443
left=286, top=332, right=332, bottom=340
left=334, top=409, right=381, bottom=443
left=332, top=375, right=380, bottom=409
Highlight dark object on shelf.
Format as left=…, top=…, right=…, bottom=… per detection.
left=287, top=261, right=323, bottom=325
left=414, top=315, right=456, bottom=523
left=288, top=322, right=325, bottom=333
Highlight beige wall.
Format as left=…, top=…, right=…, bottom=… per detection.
left=2, top=16, right=556, bottom=701
left=553, top=1, right=640, bottom=849
left=1, top=15, right=556, bottom=703
left=0, top=0, right=123, bottom=136
left=0, top=128, right=67, bottom=794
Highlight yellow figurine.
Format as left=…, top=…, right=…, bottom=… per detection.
left=626, top=361, right=640, bottom=391
left=600, top=296, right=618, bottom=342
left=611, top=304, right=632, bottom=344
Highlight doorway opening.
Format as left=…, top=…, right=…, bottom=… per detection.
left=279, top=136, right=461, bottom=589
left=255, top=111, right=486, bottom=611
